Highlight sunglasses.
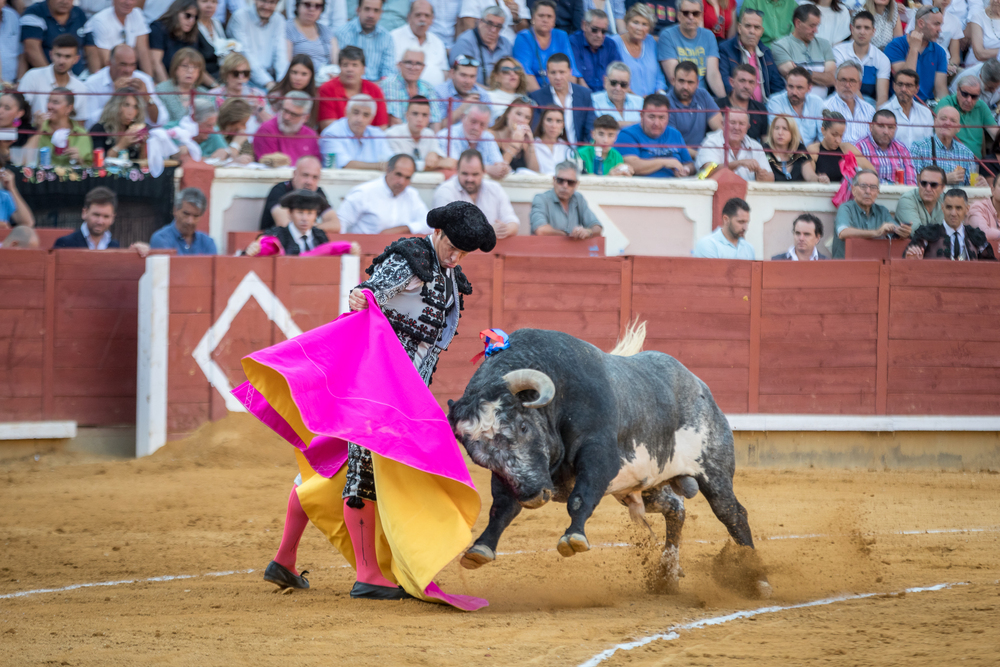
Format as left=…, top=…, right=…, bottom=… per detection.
left=959, top=89, right=980, bottom=100
left=232, top=69, right=251, bottom=78
left=499, top=66, right=522, bottom=74
left=607, top=79, right=628, bottom=88
left=554, top=176, right=577, bottom=186
left=455, top=55, right=482, bottom=67
left=589, top=26, right=608, bottom=34
left=680, top=9, right=702, bottom=17
left=919, top=179, right=942, bottom=188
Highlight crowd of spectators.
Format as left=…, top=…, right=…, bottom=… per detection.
left=1, top=0, right=1000, bottom=255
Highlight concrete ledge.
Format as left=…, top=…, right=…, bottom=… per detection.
left=0, top=421, right=77, bottom=440
left=727, top=414, right=1000, bottom=432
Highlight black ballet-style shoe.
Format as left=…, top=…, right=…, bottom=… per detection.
left=264, top=560, right=310, bottom=589
left=350, top=581, right=414, bottom=600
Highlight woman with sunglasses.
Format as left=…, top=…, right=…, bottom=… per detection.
left=287, top=0, right=338, bottom=71
left=150, top=0, right=204, bottom=85
left=486, top=57, right=528, bottom=107
left=209, top=52, right=272, bottom=133
left=532, top=106, right=572, bottom=175
left=491, top=97, right=539, bottom=171
left=268, top=54, right=320, bottom=129
left=610, top=4, right=665, bottom=97
left=196, top=0, right=229, bottom=81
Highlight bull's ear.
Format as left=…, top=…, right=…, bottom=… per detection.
left=447, top=399, right=455, bottom=410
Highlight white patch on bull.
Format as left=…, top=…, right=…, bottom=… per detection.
left=454, top=399, right=502, bottom=441
left=606, top=426, right=707, bottom=497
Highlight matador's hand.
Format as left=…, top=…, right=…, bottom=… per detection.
left=349, top=288, right=369, bottom=311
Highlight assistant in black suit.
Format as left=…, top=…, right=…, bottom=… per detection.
left=528, top=53, right=596, bottom=144
left=52, top=187, right=123, bottom=250
left=52, top=228, right=121, bottom=249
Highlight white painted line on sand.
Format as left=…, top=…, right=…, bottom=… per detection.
left=0, top=569, right=254, bottom=600
left=577, top=582, right=968, bottom=667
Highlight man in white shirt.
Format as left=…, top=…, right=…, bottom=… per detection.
left=436, top=104, right=509, bottom=179
left=832, top=11, right=891, bottom=108
left=19, top=34, right=88, bottom=121
left=337, top=155, right=431, bottom=234
left=320, top=94, right=392, bottom=170
left=82, top=0, right=154, bottom=74
left=82, top=44, right=165, bottom=127
left=877, top=68, right=934, bottom=150
left=385, top=97, right=446, bottom=170
left=433, top=149, right=519, bottom=237
left=696, top=109, right=773, bottom=182
left=456, top=0, right=528, bottom=45
left=390, top=0, right=449, bottom=86
left=823, top=61, right=876, bottom=145
left=227, top=0, right=289, bottom=89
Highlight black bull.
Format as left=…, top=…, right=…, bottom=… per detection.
left=447, top=327, right=770, bottom=597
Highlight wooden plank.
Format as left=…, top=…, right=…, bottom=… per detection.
left=0, top=397, right=43, bottom=421
left=0, top=249, right=47, bottom=278
left=52, top=396, right=134, bottom=425
left=686, top=367, right=750, bottom=395
left=760, top=339, right=877, bottom=368
left=504, top=256, right=622, bottom=284
left=760, top=288, right=880, bottom=315
left=619, top=256, right=632, bottom=336
left=503, top=283, right=621, bottom=311
left=759, top=367, right=876, bottom=394
left=889, top=260, right=1000, bottom=289
left=887, top=393, right=1000, bottom=415
left=53, top=339, right=138, bottom=369
left=0, top=309, right=45, bottom=338
left=0, top=339, right=44, bottom=366
left=42, top=252, right=55, bottom=419
left=169, top=286, right=213, bottom=314
left=492, top=255, right=504, bottom=330
left=170, top=256, right=214, bottom=286
left=638, top=312, right=751, bottom=340
left=762, top=260, right=881, bottom=289
left=0, top=367, right=43, bottom=397
left=632, top=256, right=752, bottom=287
left=0, top=279, right=45, bottom=309
left=748, top=261, right=762, bottom=413
left=890, top=287, right=1000, bottom=315
left=55, top=280, right=139, bottom=310
left=56, top=250, right=145, bottom=281
left=52, top=367, right=137, bottom=397
left=889, top=312, right=1000, bottom=342
left=168, top=402, right=211, bottom=433
left=285, top=256, right=342, bottom=285
left=888, top=340, right=1000, bottom=368
left=632, top=284, right=751, bottom=315
left=759, top=393, right=876, bottom=414
left=503, top=310, right=634, bottom=340
left=760, top=313, right=877, bottom=340
left=55, top=308, right=138, bottom=339
left=876, top=263, right=890, bottom=416
left=643, top=338, right=750, bottom=368
left=712, top=392, right=748, bottom=413
left=889, top=367, right=1000, bottom=394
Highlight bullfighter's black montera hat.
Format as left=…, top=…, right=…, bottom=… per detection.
left=427, top=201, right=497, bottom=253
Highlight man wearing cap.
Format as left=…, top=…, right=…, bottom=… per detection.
left=263, top=200, right=497, bottom=600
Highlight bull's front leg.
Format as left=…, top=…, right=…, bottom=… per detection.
left=557, top=442, right=619, bottom=558
left=460, top=472, right=521, bottom=570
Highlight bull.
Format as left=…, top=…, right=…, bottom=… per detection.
left=447, top=325, right=770, bottom=597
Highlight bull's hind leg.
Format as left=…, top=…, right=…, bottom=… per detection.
left=642, top=484, right=686, bottom=594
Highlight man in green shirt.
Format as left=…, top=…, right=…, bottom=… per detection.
left=739, top=0, right=797, bottom=48
left=894, top=165, right=945, bottom=232
left=833, top=169, right=905, bottom=258
left=936, top=74, right=998, bottom=160
left=577, top=114, right=630, bottom=176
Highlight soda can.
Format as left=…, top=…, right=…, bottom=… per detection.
left=894, top=168, right=905, bottom=185
left=323, top=152, right=336, bottom=168
left=93, top=148, right=105, bottom=168
left=39, top=146, right=51, bottom=168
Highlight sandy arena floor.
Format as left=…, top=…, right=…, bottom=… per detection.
left=2, top=415, right=998, bottom=666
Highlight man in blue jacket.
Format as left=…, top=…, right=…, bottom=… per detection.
left=717, top=9, right=784, bottom=101
left=529, top=53, right=596, bottom=144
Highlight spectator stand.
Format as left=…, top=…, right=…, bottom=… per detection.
left=13, top=162, right=179, bottom=248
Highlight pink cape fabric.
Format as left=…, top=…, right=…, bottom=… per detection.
left=231, top=290, right=486, bottom=611
left=832, top=151, right=858, bottom=207
left=257, top=236, right=354, bottom=257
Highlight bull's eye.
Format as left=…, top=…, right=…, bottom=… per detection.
left=519, top=421, right=529, bottom=434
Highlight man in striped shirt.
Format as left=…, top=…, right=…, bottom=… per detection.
left=335, top=0, right=396, bottom=82
left=855, top=110, right=917, bottom=186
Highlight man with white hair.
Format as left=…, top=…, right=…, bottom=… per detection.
left=910, top=106, right=977, bottom=186
left=337, top=154, right=430, bottom=234
left=320, top=94, right=392, bottom=171
left=833, top=169, right=899, bottom=259
left=950, top=59, right=1000, bottom=109
left=695, top=109, right=773, bottom=182
left=380, top=48, right=444, bottom=127
left=457, top=0, right=527, bottom=45
left=436, top=104, right=509, bottom=179
left=449, top=5, right=514, bottom=85
left=591, top=62, right=643, bottom=126
left=390, top=0, right=448, bottom=86
left=568, top=9, right=621, bottom=92
left=254, top=90, right=320, bottom=166
left=530, top=160, right=602, bottom=238
left=936, top=74, right=998, bottom=160
left=823, top=61, right=876, bottom=145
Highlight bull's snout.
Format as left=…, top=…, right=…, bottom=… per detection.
left=519, top=488, right=553, bottom=509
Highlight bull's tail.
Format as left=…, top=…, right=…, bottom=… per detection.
left=609, top=319, right=647, bottom=357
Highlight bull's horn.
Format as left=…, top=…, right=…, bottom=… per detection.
left=503, top=369, right=555, bottom=408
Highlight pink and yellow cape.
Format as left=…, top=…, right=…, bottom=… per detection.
left=232, top=290, right=486, bottom=611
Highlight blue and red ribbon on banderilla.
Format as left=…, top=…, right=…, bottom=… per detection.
left=470, top=328, right=510, bottom=364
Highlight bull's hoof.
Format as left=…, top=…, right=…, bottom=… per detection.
left=556, top=533, right=590, bottom=557
left=460, top=544, right=495, bottom=570
left=652, top=545, right=681, bottom=595
left=754, top=580, right=773, bottom=599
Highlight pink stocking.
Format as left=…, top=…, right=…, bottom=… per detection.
left=342, top=499, right=397, bottom=588
left=273, top=486, right=309, bottom=575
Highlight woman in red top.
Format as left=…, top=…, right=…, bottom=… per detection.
left=703, top=0, right=734, bottom=40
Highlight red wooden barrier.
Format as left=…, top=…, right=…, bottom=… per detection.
left=0, top=228, right=76, bottom=249
left=845, top=238, right=900, bottom=260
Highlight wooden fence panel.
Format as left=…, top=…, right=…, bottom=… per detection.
left=0, top=250, right=47, bottom=420
left=168, top=256, right=214, bottom=433
left=631, top=257, right=752, bottom=413
left=887, top=261, right=1000, bottom=414
left=758, top=261, right=880, bottom=414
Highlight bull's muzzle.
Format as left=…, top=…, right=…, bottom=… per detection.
left=519, top=488, right=553, bottom=509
